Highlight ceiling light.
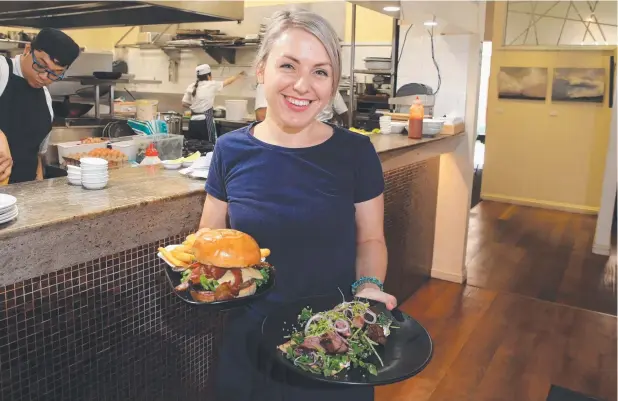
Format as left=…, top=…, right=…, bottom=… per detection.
left=423, top=21, right=438, bottom=26
left=383, top=6, right=400, bottom=12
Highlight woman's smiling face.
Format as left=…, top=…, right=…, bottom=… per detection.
left=258, top=28, right=334, bottom=130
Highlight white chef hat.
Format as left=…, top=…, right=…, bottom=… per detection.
left=196, top=64, right=211, bottom=76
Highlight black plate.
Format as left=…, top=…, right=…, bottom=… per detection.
left=162, top=263, right=276, bottom=309
left=260, top=294, right=433, bottom=386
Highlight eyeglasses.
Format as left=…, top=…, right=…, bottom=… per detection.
left=31, top=51, right=66, bottom=82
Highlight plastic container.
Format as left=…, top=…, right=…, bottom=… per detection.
left=111, top=141, right=138, bottom=162
left=390, top=121, right=407, bottom=134
left=422, top=119, right=445, bottom=136
left=57, top=141, right=109, bottom=164
left=408, top=97, right=424, bottom=139
left=133, top=134, right=183, bottom=164
left=225, top=100, right=248, bottom=121
left=136, top=99, right=159, bottom=121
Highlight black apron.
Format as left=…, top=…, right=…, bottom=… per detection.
left=187, top=108, right=217, bottom=143
left=0, top=56, right=52, bottom=184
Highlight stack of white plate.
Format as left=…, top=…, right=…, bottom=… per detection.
left=67, top=165, right=82, bottom=186
left=0, top=194, right=18, bottom=225
left=79, top=157, right=109, bottom=190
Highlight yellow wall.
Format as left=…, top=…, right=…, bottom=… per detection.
left=481, top=2, right=615, bottom=213
left=344, top=3, right=392, bottom=43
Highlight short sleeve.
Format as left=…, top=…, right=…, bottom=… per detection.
left=354, top=137, right=384, bottom=203
left=215, top=81, right=224, bottom=92
left=254, top=84, right=267, bottom=110
left=38, top=132, right=51, bottom=154
left=332, top=92, right=348, bottom=114
left=205, top=142, right=228, bottom=202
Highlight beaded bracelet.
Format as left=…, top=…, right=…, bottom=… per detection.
left=351, top=276, right=384, bottom=295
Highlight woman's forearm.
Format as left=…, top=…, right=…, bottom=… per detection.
left=355, top=238, right=388, bottom=283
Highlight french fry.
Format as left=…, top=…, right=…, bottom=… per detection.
left=174, top=245, right=192, bottom=254
left=159, top=247, right=188, bottom=268
left=260, top=248, right=271, bottom=258
left=172, top=250, right=194, bottom=264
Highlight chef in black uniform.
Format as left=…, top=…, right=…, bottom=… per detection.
left=0, top=28, right=80, bottom=184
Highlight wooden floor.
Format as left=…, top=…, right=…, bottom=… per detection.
left=376, top=280, right=617, bottom=401
left=466, top=202, right=616, bottom=315
left=376, top=201, right=617, bottom=401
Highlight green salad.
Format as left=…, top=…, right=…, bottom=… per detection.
left=278, top=300, right=396, bottom=377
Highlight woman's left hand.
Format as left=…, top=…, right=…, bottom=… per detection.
left=355, top=284, right=398, bottom=311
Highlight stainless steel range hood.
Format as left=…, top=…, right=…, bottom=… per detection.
left=0, top=1, right=244, bottom=29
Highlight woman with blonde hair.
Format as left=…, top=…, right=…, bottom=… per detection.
left=201, top=9, right=397, bottom=401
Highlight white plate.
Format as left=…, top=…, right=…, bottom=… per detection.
left=0, top=194, right=17, bottom=211
left=157, top=244, right=186, bottom=270
left=0, top=205, right=17, bottom=218
left=0, top=207, right=18, bottom=224
left=162, top=162, right=182, bottom=170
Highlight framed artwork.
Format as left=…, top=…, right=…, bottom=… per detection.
left=498, top=67, right=548, bottom=100
left=552, top=68, right=605, bottom=103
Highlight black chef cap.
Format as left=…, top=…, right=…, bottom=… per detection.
left=31, top=28, right=80, bottom=67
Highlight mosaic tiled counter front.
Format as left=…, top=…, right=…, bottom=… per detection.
left=0, top=133, right=463, bottom=401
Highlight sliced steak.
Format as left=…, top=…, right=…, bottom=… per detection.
left=366, top=324, right=387, bottom=345
left=320, top=332, right=349, bottom=354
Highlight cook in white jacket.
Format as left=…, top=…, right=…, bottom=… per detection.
left=182, top=64, right=245, bottom=142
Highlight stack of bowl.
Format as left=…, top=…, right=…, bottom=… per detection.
left=67, top=165, right=82, bottom=186
left=79, top=157, right=109, bottom=190
left=379, top=115, right=392, bottom=134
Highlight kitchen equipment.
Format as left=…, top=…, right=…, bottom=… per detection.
left=213, top=107, right=226, bottom=118
left=52, top=96, right=93, bottom=119
left=136, top=99, right=159, bottom=121
left=390, top=84, right=436, bottom=117
left=225, top=100, right=248, bottom=121
left=157, top=111, right=183, bottom=135
left=110, top=141, right=138, bottom=162
left=364, top=57, right=392, bottom=71
left=93, top=71, right=122, bottom=80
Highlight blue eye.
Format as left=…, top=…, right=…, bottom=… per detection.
left=280, top=63, right=294, bottom=69
left=315, top=70, right=329, bottom=77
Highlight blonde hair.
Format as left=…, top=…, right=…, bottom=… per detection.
left=255, top=9, right=342, bottom=97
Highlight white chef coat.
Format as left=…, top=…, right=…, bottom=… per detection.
left=0, top=55, right=54, bottom=154
left=254, top=84, right=348, bottom=122
left=182, top=80, right=224, bottom=121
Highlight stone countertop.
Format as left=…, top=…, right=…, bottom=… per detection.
left=0, top=133, right=461, bottom=241
left=369, top=133, right=460, bottom=154
left=0, top=166, right=205, bottom=241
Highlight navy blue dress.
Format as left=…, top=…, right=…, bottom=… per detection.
left=206, top=123, right=384, bottom=401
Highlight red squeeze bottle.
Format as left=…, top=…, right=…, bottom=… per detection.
left=408, top=96, right=424, bottom=139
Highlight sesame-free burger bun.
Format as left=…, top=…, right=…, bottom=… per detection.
left=192, top=228, right=262, bottom=268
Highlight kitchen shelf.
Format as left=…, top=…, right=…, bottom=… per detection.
left=347, top=4, right=399, bottom=128
left=0, top=38, right=28, bottom=51
left=116, top=41, right=259, bottom=64
left=353, top=69, right=393, bottom=75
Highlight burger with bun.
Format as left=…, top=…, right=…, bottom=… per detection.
left=174, top=228, right=272, bottom=303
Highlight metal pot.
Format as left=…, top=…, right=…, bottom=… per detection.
left=157, top=112, right=182, bottom=135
